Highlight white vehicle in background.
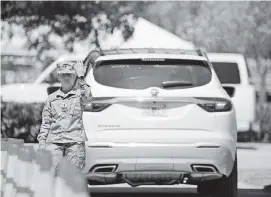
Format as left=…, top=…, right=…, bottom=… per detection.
left=207, top=53, right=258, bottom=141
left=0, top=54, right=86, bottom=103
left=79, top=48, right=238, bottom=197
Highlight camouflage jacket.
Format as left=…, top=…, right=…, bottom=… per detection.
left=37, top=79, right=92, bottom=143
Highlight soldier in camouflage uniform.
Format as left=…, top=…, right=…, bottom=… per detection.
left=37, top=60, right=92, bottom=175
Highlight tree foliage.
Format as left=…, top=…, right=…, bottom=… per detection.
left=143, top=1, right=271, bottom=59
left=1, top=1, right=145, bottom=59
left=1, top=101, right=45, bottom=142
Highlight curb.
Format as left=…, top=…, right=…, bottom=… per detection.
left=237, top=146, right=257, bottom=150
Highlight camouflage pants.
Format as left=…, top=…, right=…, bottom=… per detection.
left=46, top=142, right=86, bottom=176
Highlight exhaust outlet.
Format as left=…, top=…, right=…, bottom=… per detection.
left=191, top=165, right=217, bottom=173
left=92, top=165, right=117, bottom=173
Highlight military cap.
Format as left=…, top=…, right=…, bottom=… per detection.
left=56, top=61, right=76, bottom=74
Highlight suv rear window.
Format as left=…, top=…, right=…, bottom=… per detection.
left=211, top=62, right=241, bottom=84
left=93, top=59, right=212, bottom=89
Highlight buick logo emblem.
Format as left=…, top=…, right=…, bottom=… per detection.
left=151, top=89, right=159, bottom=97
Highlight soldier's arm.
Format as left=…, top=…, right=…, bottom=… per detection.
left=37, top=99, right=52, bottom=145
left=78, top=77, right=93, bottom=105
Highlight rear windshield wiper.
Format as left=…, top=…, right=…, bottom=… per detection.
left=161, top=80, right=193, bottom=88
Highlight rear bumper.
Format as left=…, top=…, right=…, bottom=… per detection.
left=85, top=170, right=223, bottom=187
left=83, top=140, right=236, bottom=185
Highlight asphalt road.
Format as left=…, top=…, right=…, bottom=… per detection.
left=89, top=185, right=271, bottom=197
left=89, top=186, right=271, bottom=197
left=91, top=191, right=270, bottom=197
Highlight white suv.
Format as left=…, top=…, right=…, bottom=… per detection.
left=207, top=53, right=257, bottom=141
left=82, top=48, right=238, bottom=197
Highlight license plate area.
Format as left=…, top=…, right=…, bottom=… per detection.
left=141, top=103, right=167, bottom=117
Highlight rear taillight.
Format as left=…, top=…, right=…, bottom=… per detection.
left=195, top=97, right=232, bottom=112
left=84, top=97, right=114, bottom=112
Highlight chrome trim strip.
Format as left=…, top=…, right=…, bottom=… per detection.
left=90, top=97, right=196, bottom=104
left=92, top=165, right=117, bottom=173
left=191, top=165, right=217, bottom=173
left=89, top=97, right=227, bottom=105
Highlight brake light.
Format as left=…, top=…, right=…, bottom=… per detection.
left=141, top=58, right=165, bottom=61
left=195, top=97, right=232, bottom=112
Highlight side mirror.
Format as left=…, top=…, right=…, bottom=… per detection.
left=222, top=86, right=235, bottom=97
left=47, top=85, right=60, bottom=95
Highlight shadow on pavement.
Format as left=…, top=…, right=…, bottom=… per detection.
left=264, top=184, right=271, bottom=193
left=91, top=193, right=199, bottom=197
left=238, top=188, right=271, bottom=197
left=90, top=188, right=271, bottom=197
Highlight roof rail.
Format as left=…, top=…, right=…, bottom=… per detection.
left=98, top=48, right=207, bottom=57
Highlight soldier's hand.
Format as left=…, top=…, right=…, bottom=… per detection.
left=38, top=140, right=46, bottom=149
left=74, top=61, right=86, bottom=77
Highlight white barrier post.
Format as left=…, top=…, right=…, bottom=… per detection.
left=3, top=138, right=24, bottom=197
left=3, top=138, right=23, bottom=197
left=32, top=149, right=55, bottom=197
left=68, top=162, right=90, bottom=197
left=1, top=139, right=8, bottom=196
left=54, top=158, right=73, bottom=197
left=54, top=158, right=89, bottom=197
left=15, top=146, right=35, bottom=197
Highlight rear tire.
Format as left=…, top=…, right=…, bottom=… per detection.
left=197, top=180, right=214, bottom=195
left=212, top=153, right=238, bottom=197
left=197, top=153, right=238, bottom=197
